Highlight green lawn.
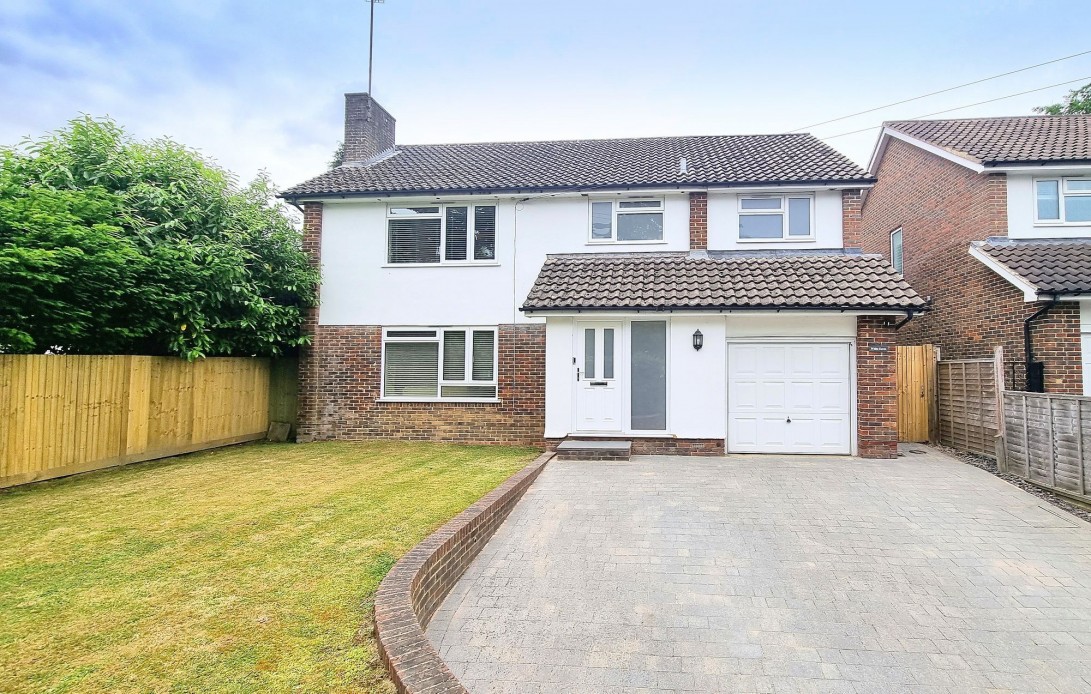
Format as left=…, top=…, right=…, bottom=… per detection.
left=0, top=441, right=536, bottom=693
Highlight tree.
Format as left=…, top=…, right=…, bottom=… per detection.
left=0, top=116, right=318, bottom=359
left=329, top=141, right=344, bottom=169
left=1034, top=82, right=1091, bottom=115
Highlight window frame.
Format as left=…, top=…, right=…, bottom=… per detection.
left=586, top=197, right=666, bottom=244
left=380, top=327, right=499, bottom=402
left=1033, top=176, right=1091, bottom=225
left=385, top=203, right=499, bottom=266
left=736, top=193, right=815, bottom=242
left=890, top=227, right=904, bottom=273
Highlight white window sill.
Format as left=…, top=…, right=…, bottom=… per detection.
left=1033, top=221, right=1091, bottom=227
left=736, top=236, right=816, bottom=243
left=381, top=262, right=501, bottom=268
left=377, top=397, right=501, bottom=404
left=586, top=240, right=668, bottom=246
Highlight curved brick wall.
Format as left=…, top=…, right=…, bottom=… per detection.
left=373, top=452, right=553, bottom=693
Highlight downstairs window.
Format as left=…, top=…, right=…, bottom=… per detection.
left=382, top=328, right=497, bottom=399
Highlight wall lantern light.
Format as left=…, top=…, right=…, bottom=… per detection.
left=692, top=329, right=703, bottom=351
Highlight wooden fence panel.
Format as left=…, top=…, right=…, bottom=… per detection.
left=1003, top=392, right=1091, bottom=503
left=936, top=359, right=998, bottom=457
left=896, top=345, right=935, bottom=442
left=0, top=355, right=277, bottom=489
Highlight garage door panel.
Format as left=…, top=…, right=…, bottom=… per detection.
left=728, top=342, right=852, bottom=455
left=758, top=381, right=787, bottom=409
left=732, top=381, right=759, bottom=411
left=731, top=417, right=759, bottom=447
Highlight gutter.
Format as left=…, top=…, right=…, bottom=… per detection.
left=279, top=177, right=878, bottom=203
left=520, top=303, right=928, bottom=315
left=1023, top=295, right=1058, bottom=393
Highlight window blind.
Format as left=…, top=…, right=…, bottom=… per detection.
left=383, top=342, right=439, bottom=397
left=471, top=330, right=495, bottom=381
left=443, top=330, right=466, bottom=380
left=388, top=218, right=441, bottom=264
left=445, top=207, right=468, bottom=261
left=474, top=206, right=497, bottom=260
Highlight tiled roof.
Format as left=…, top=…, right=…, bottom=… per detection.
left=973, top=238, right=1091, bottom=296
left=885, top=116, right=1091, bottom=165
left=521, top=251, right=927, bottom=312
left=282, top=134, right=872, bottom=197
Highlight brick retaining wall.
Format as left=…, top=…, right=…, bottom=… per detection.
left=373, top=452, right=553, bottom=693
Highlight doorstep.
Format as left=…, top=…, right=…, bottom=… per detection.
left=554, top=438, right=632, bottom=461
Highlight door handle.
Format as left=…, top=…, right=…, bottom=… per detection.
left=576, top=367, right=580, bottom=381
left=590, top=381, right=608, bottom=386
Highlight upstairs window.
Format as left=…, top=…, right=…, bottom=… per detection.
left=1036, top=178, right=1091, bottom=224
left=738, top=195, right=813, bottom=240
left=382, top=328, right=497, bottom=400
left=387, top=204, right=497, bottom=264
left=590, top=198, right=664, bottom=242
left=890, top=228, right=903, bottom=273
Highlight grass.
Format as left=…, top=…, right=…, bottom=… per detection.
left=0, top=441, right=536, bottom=693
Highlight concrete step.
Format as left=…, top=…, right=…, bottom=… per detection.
left=554, top=439, right=632, bottom=461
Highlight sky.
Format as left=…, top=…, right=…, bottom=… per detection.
left=2, top=0, right=1090, bottom=190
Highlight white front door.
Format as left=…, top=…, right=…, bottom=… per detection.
left=728, top=342, right=852, bottom=454
left=576, top=322, right=622, bottom=431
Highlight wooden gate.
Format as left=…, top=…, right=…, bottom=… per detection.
left=936, top=359, right=998, bottom=457
left=896, top=345, right=935, bottom=442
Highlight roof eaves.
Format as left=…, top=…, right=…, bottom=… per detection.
left=278, top=177, right=877, bottom=201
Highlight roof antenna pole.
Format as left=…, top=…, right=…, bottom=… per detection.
left=367, top=0, right=385, bottom=95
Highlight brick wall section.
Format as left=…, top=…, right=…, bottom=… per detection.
left=299, top=324, right=546, bottom=445
left=688, top=192, right=708, bottom=250
left=297, top=202, right=324, bottom=442
left=859, top=137, right=1081, bottom=393
left=841, top=189, right=864, bottom=249
left=374, top=452, right=553, bottom=694
left=545, top=437, right=724, bottom=455
left=857, top=316, right=898, bottom=459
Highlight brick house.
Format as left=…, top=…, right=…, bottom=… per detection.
left=860, top=116, right=1091, bottom=395
left=281, top=93, right=926, bottom=458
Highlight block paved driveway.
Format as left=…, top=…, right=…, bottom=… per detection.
left=427, top=448, right=1091, bottom=693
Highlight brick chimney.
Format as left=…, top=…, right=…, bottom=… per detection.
left=841, top=188, right=863, bottom=249
left=688, top=192, right=708, bottom=250
left=343, top=93, right=395, bottom=165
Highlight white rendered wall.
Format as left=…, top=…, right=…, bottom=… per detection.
left=668, top=316, right=727, bottom=439
left=725, top=314, right=856, bottom=338
left=318, top=194, right=691, bottom=326
left=707, top=189, right=844, bottom=250
left=1007, top=172, right=1091, bottom=239
left=544, top=317, right=575, bottom=438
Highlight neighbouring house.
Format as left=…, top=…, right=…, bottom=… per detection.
left=281, top=93, right=926, bottom=458
left=860, top=115, right=1091, bottom=395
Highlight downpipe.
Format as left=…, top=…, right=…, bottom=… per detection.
left=1023, top=295, right=1058, bottom=393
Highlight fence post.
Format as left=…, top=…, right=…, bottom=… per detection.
left=1022, top=393, right=1030, bottom=478
left=1047, top=396, right=1056, bottom=489
left=1078, top=401, right=1085, bottom=497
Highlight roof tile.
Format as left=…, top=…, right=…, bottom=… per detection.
left=522, top=252, right=927, bottom=312
left=886, top=116, right=1091, bottom=165
left=283, top=134, right=871, bottom=197
left=974, top=238, right=1091, bottom=295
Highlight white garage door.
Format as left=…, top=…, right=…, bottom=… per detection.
left=728, top=342, right=852, bottom=454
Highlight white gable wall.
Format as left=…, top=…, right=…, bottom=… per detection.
left=1007, top=170, right=1091, bottom=239
left=707, top=189, right=844, bottom=250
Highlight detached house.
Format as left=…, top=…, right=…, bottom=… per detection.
left=282, top=94, right=925, bottom=459
left=860, top=116, right=1091, bottom=395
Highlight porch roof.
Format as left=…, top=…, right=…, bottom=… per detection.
left=521, top=250, right=927, bottom=313
left=971, top=237, right=1091, bottom=297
